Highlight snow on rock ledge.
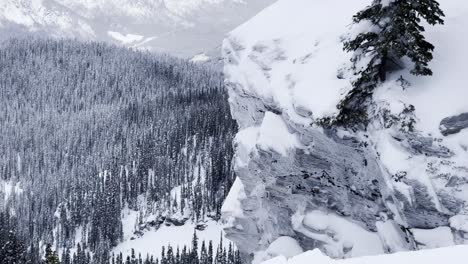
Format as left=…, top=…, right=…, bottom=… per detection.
left=224, top=0, right=366, bottom=126
left=223, top=0, right=468, bottom=261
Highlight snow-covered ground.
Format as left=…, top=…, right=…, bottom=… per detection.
left=0, top=180, right=23, bottom=202
left=261, top=245, right=468, bottom=264
left=113, top=215, right=225, bottom=259
left=412, top=227, right=455, bottom=249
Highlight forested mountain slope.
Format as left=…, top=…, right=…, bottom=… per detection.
left=0, top=38, right=237, bottom=263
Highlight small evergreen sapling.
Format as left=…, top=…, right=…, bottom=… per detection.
left=45, top=244, right=60, bottom=264
left=337, top=0, right=445, bottom=125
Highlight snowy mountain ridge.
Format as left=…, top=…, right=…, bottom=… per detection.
left=222, top=0, right=468, bottom=262
left=0, top=0, right=275, bottom=57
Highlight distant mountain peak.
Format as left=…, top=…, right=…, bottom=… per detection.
left=0, top=0, right=275, bottom=57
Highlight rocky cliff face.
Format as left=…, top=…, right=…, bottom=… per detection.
left=221, top=0, right=468, bottom=262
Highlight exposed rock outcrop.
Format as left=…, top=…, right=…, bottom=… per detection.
left=440, top=113, right=468, bottom=136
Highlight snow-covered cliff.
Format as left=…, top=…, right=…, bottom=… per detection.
left=222, top=0, right=468, bottom=262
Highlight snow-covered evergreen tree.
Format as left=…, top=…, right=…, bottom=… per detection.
left=45, top=244, right=60, bottom=264
left=338, top=0, right=445, bottom=124
left=0, top=212, right=28, bottom=264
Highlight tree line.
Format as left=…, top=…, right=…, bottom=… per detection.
left=41, top=231, right=241, bottom=264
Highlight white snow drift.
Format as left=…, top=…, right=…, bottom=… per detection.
left=261, top=245, right=468, bottom=264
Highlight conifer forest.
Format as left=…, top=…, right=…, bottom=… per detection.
left=0, top=39, right=238, bottom=263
